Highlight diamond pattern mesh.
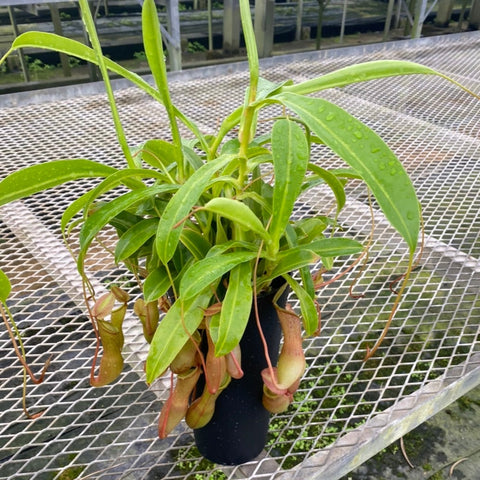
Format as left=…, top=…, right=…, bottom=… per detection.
left=0, top=32, right=479, bottom=480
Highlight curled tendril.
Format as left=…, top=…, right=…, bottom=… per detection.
left=1, top=301, right=51, bottom=418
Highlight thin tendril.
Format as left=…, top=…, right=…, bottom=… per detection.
left=349, top=188, right=375, bottom=299
left=364, top=253, right=415, bottom=361
left=389, top=209, right=425, bottom=294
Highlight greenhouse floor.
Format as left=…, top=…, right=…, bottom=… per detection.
left=343, top=384, right=480, bottom=479
left=0, top=31, right=479, bottom=480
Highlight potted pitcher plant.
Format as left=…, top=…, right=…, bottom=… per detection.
left=0, top=0, right=477, bottom=465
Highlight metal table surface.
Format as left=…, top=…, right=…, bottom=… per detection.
left=0, top=32, right=479, bottom=480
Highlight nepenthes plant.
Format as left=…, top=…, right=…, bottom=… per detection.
left=0, top=0, right=478, bottom=465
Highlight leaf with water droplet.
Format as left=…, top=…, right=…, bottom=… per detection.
left=276, top=92, right=420, bottom=254
left=280, top=60, right=453, bottom=96
left=353, top=131, right=363, bottom=140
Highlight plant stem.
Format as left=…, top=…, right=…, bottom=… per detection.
left=238, top=0, right=260, bottom=179
left=78, top=0, right=136, bottom=169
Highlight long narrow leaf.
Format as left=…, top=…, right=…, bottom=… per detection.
left=143, top=266, right=171, bottom=303
left=202, top=197, right=271, bottom=243
left=305, top=164, right=346, bottom=217
left=282, top=274, right=319, bottom=336
left=155, top=155, right=234, bottom=264
left=278, top=93, right=420, bottom=253
left=61, top=168, right=165, bottom=234
left=142, top=140, right=181, bottom=173
left=114, top=217, right=159, bottom=262
left=267, top=237, right=363, bottom=280
left=268, top=249, right=317, bottom=280
left=0, top=159, right=116, bottom=207
left=280, top=60, right=469, bottom=96
left=213, top=261, right=253, bottom=356
left=0, top=269, right=11, bottom=303
left=77, top=0, right=135, bottom=168
left=270, top=119, right=309, bottom=250
left=179, top=252, right=256, bottom=301
left=78, top=184, right=177, bottom=270
left=180, top=228, right=212, bottom=260
left=142, top=0, right=169, bottom=97
left=142, top=0, right=183, bottom=161
left=8, top=32, right=145, bottom=88
left=145, top=290, right=213, bottom=383
left=307, top=237, right=363, bottom=256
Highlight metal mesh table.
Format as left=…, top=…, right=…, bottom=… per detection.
left=0, top=31, right=479, bottom=480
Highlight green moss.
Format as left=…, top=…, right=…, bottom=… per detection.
left=175, top=446, right=226, bottom=480
left=428, top=472, right=445, bottom=480
left=57, top=466, right=86, bottom=480
left=456, top=394, right=480, bottom=412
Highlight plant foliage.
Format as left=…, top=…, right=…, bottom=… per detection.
left=0, top=0, right=476, bottom=438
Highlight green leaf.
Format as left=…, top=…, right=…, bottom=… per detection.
left=212, top=106, right=243, bottom=155
left=202, top=198, right=271, bottom=243
left=9, top=32, right=139, bottom=81
left=141, top=0, right=169, bottom=103
left=0, top=159, right=116, bottom=207
left=61, top=191, right=94, bottom=236
left=282, top=274, right=319, bottom=336
left=206, top=240, right=257, bottom=257
left=269, top=249, right=317, bottom=280
left=183, top=146, right=204, bottom=171
left=155, top=154, right=234, bottom=264
left=256, top=77, right=293, bottom=101
left=295, top=217, right=327, bottom=244
left=141, top=139, right=181, bottom=173
left=299, top=266, right=315, bottom=299
left=61, top=168, right=163, bottom=234
left=278, top=93, right=420, bottom=253
left=270, top=119, right=309, bottom=250
left=114, top=217, right=159, bottom=263
left=143, top=266, right=171, bottom=303
left=107, top=209, right=146, bottom=237
left=145, top=290, right=213, bottom=383
left=307, top=237, right=364, bottom=256
left=0, top=269, right=11, bottom=303
left=213, top=261, right=253, bottom=356
left=78, top=184, right=177, bottom=270
left=180, top=227, right=211, bottom=260
left=268, top=237, right=363, bottom=280
left=179, top=252, right=256, bottom=301
left=305, top=164, right=346, bottom=217
left=281, top=60, right=448, bottom=96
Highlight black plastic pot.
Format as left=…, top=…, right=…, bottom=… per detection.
left=194, top=280, right=289, bottom=465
